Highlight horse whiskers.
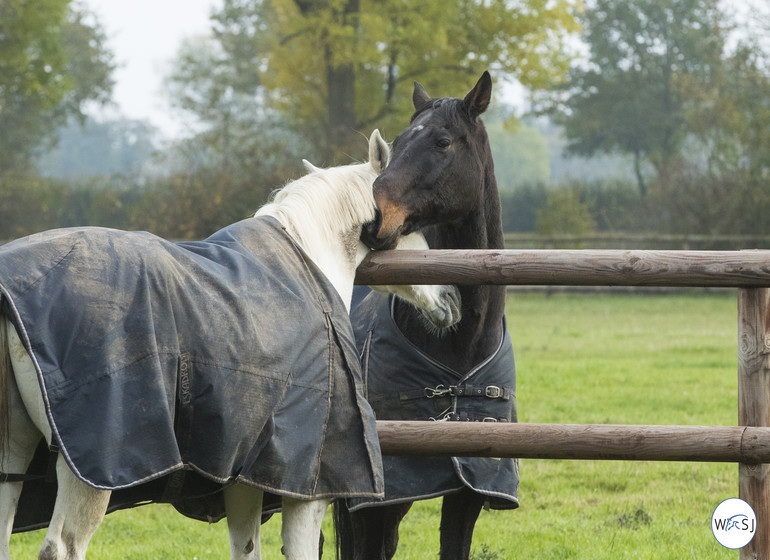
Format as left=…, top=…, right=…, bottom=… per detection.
left=416, top=311, right=460, bottom=339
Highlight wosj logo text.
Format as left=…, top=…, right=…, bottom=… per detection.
left=712, top=498, right=756, bottom=549
left=714, top=514, right=755, bottom=533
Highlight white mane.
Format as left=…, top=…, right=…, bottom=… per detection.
left=253, top=130, right=388, bottom=311
left=255, top=161, right=378, bottom=264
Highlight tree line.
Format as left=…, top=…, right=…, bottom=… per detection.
left=2, top=0, right=770, bottom=242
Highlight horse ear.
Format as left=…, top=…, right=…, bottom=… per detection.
left=368, top=129, right=390, bottom=173
left=302, top=159, right=322, bottom=173
left=463, top=71, right=492, bottom=119
left=412, top=81, right=431, bottom=110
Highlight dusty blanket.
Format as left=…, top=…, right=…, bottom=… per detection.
left=347, top=288, right=518, bottom=511
left=3, top=216, right=383, bottom=532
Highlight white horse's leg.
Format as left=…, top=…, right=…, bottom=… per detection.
left=38, top=455, right=110, bottom=560
left=281, top=497, right=330, bottom=560
left=0, top=324, right=42, bottom=560
left=6, top=320, right=51, bottom=445
left=225, top=484, right=263, bottom=560
left=0, top=406, right=37, bottom=560
left=5, top=322, right=110, bottom=560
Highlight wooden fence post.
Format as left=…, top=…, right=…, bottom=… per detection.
left=739, top=288, right=770, bottom=559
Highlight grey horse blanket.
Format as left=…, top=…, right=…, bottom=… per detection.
left=2, top=216, right=383, bottom=532
left=347, top=288, right=519, bottom=511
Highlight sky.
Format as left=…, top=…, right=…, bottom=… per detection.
left=84, top=0, right=216, bottom=139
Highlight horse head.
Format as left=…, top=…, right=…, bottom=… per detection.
left=361, top=71, right=494, bottom=248
left=299, top=132, right=462, bottom=328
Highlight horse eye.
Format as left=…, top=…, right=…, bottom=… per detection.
left=436, top=138, right=451, bottom=149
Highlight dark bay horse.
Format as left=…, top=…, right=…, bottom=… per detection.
left=342, top=72, right=518, bottom=559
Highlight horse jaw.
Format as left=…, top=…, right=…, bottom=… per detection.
left=357, top=232, right=462, bottom=330
left=387, top=283, right=462, bottom=333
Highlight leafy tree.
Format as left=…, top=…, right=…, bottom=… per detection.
left=543, top=0, right=725, bottom=196
left=0, top=0, right=114, bottom=172
left=535, top=188, right=596, bottom=235
left=687, top=43, right=770, bottom=181
left=651, top=44, right=770, bottom=235
left=165, top=35, right=311, bottom=181
left=171, top=0, right=580, bottom=163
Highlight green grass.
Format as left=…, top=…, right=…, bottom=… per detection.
left=10, top=293, right=741, bottom=558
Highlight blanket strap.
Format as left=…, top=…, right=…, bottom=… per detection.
left=0, top=444, right=59, bottom=484
left=0, top=472, right=44, bottom=483
left=399, top=384, right=512, bottom=401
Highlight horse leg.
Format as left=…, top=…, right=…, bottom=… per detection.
left=224, top=484, right=263, bottom=559
left=38, top=454, right=110, bottom=560
left=4, top=321, right=111, bottom=560
left=0, top=392, right=39, bottom=560
left=335, top=501, right=412, bottom=560
left=439, top=488, right=485, bottom=560
left=280, top=497, right=330, bottom=560
left=0, top=408, right=38, bottom=560
left=0, top=326, right=42, bottom=560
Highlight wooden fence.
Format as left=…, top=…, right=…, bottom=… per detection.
left=355, top=249, right=770, bottom=560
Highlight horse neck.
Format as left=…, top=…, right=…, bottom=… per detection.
left=260, top=205, right=360, bottom=313
left=393, top=165, right=507, bottom=371
left=298, top=229, right=357, bottom=312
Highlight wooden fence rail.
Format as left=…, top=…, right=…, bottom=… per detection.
left=377, top=422, right=770, bottom=463
left=355, top=249, right=770, bottom=559
left=355, top=249, right=770, bottom=287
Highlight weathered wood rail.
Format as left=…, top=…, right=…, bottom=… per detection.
left=377, top=422, right=770, bottom=463
left=355, top=249, right=770, bottom=559
left=355, top=249, right=770, bottom=287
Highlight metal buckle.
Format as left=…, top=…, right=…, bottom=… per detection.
left=425, top=384, right=450, bottom=398
left=485, top=385, right=502, bottom=399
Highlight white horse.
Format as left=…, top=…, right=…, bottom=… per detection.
left=0, top=129, right=461, bottom=560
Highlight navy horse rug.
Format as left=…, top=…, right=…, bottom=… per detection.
left=2, top=216, right=383, bottom=532
left=348, top=288, right=519, bottom=511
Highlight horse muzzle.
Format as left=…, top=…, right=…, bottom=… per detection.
left=364, top=189, right=412, bottom=246
left=361, top=208, right=402, bottom=250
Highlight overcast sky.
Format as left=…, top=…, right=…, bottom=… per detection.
left=84, top=0, right=216, bottom=138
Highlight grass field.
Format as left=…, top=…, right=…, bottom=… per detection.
left=10, top=293, right=743, bottom=558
